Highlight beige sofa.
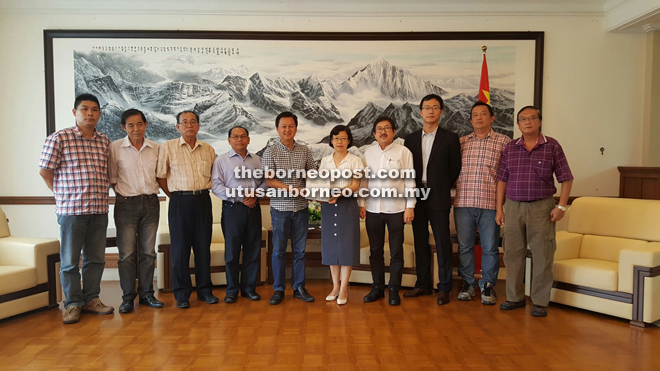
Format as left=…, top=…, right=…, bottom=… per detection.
left=156, top=196, right=269, bottom=291
left=0, top=206, right=61, bottom=320
left=527, top=197, right=660, bottom=326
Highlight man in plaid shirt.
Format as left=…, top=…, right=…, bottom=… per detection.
left=39, top=94, right=114, bottom=324
left=262, top=111, right=318, bottom=305
left=454, top=101, right=510, bottom=305
left=496, top=105, right=573, bottom=318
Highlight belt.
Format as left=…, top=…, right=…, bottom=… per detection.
left=223, top=200, right=259, bottom=206
left=171, top=190, right=209, bottom=196
left=116, top=193, right=158, bottom=199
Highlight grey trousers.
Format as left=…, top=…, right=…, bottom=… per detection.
left=503, top=197, right=556, bottom=307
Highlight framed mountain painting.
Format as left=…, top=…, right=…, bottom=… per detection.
left=44, top=30, right=543, bottom=160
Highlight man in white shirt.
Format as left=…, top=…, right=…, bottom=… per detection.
left=359, top=116, right=416, bottom=306
left=109, top=109, right=163, bottom=313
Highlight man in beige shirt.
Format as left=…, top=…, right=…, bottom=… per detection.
left=157, top=110, right=218, bottom=308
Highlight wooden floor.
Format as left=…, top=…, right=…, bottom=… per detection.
left=1, top=279, right=659, bottom=370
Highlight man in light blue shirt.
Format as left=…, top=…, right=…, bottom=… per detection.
left=212, top=126, right=267, bottom=303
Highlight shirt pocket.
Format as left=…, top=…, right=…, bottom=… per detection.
left=197, top=160, right=211, bottom=181
left=532, top=155, right=554, bottom=182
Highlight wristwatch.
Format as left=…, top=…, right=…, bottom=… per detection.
left=557, top=205, right=567, bottom=211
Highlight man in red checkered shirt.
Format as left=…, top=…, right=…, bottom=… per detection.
left=39, top=94, right=114, bottom=324
left=454, top=101, right=511, bottom=305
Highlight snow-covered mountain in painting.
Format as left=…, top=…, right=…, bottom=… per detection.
left=74, top=50, right=514, bottom=161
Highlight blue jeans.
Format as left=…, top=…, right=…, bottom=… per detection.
left=454, top=207, right=500, bottom=290
left=270, top=208, right=308, bottom=292
left=114, top=194, right=160, bottom=301
left=57, top=213, right=108, bottom=308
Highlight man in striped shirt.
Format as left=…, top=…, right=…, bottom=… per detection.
left=454, top=101, right=510, bottom=305
left=39, top=94, right=114, bottom=324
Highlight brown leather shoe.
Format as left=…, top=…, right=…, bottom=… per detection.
left=62, top=306, right=81, bottom=324
left=403, top=288, right=433, bottom=298
left=81, top=298, right=114, bottom=314
left=437, top=291, right=450, bottom=305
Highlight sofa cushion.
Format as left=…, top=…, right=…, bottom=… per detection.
left=553, top=259, right=618, bottom=292
left=578, top=235, right=649, bottom=263
left=359, top=243, right=415, bottom=268
left=0, top=207, right=9, bottom=238
left=190, top=243, right=225, bottom=267
left=0, top=266, right=37, bottom=295
left=566, top=197, right=660, bottom=242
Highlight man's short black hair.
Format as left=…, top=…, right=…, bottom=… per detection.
left=228, top=125, right=249, bottom=138
left=372, top=116, right=397, bottom=134
left=74, top=94, right=100, bottom=110
left=275, top=111, right=298, bottom=128
left=176, top=110, right=200, bottom=123
left=328, top=125, right=354, bottom=149
left=517, top=105, right=542, bottom=121
left=419, top=94, right=444, bottom=110
left=471, top=101, right=494, bottom=117
left=120, top=108, right=147, bottom=127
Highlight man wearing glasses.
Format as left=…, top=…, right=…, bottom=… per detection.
left=403, top=94, right=461, bottom=305
left=495, top=106, right=573, bottom=317
left=360, top=116, right=416, bottom=306
left=157, top=110, right=219, bottom=309
left=211, top=126, right=266, bottom=303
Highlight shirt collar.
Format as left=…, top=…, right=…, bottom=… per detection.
left=467, top=129, right=495, bottom=140
left=377, top=141, right=397, bottom=153
left=121, top=136, right=152, bottom=150
left=228, top=148, right=252, bottom=159
left=178, top=136, right=200, bottom=150
left=73, top=124, right=98, bottom=139
left=515, top=133, right=547, bottom=147
left=276, top=139, right=297, bottom=150
left=422, top=126, right=438, bottom=137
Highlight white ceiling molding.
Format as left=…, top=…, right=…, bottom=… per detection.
left=0, top=0, right=606, bottom=16
left=643, top=23, right=660, bottom=32
left=605, top=0, right=660, bottom=31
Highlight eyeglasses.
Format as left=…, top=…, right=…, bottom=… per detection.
left=518, top=116, right=540, bottom=123
left=375, top=127, right=393, bottom=133
left=332, top=137, right=349, bottom=142
left=230, top=135, right=248, bottom=140
left=422, top=106, right=442, bottom=112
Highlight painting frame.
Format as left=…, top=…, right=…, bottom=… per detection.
left=44, top=30, right=544, bottom=147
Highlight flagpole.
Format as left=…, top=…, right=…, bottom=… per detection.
left=478, top=46, right=490, bottom=105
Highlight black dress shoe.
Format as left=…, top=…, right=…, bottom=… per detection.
left=198, top=294, right=219, bottom=304
left=139, top=295, right=164, bottom=308
left=119, top=300, right=134, bottom=313
left=389, top=289, right=401, bottom=306
left=437, top=291, right=450, bottom=305
left=241, top=291, right=261, bottom=301
left=363, top=287, right=385, bottom=302
left=176, top=300, right=190, bottom=309
left=293, top=287, right=315, bottom=302
left=403, top=288, right=433, bottom=298
left=270, top=290, right=285, bottom=305
left=224, top=293, right=238, bottom=303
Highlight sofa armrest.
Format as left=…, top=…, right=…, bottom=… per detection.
left=618, top=243, right=660, bottom=294
left=554, top=231, right=583, bottom=261
left=156, top=225, right=170, bottom=246
left=359, top=222, right=369, bottom=248
left=0, top=236, right=60, bottom=284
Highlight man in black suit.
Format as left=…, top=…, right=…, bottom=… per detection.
left=403, top=94, right=461, bottom=305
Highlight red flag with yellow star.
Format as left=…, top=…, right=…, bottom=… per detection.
left=478, top=52, right=490, bottom=105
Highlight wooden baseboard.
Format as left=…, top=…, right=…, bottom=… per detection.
left=105, top=253, right=119, bottom=268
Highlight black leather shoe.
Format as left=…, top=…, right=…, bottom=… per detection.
left=241, top=291, right=261, bottom=301
left=363, top=287, right=385, bottom=302
left=139, top=295, right=164, bottom=308
left=176, top=300, right=190, bottom=309
left=119, top=299, right=134, bottom=313
left=437, top=291, right=450, bottom=305
left=224, top=293, right=238, bottom=303
left=403, top=288, right=433, bottom=298
left=293, top=287, right=315, bottom=302
left=198, top=294, right=219, bottom=304
left=270, top=290, right=285, bottom=305
left=500, top=300, right=526, bottom=311
left=389, top=289, right=401, bottom=306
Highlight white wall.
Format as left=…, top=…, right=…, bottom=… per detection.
left=0, top=10, right=646, bottom=238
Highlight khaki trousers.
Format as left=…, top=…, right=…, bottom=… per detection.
left=503, top=197, right=556, bottom=306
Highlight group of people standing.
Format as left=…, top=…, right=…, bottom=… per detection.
left=38, top=91, right=572, bottom=325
